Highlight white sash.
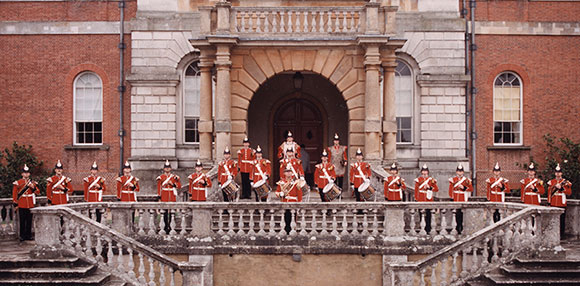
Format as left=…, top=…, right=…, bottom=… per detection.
left=256, top=161, right=267, bottom=181
left=224, top=162, right=232, bottom=176
left=524, top=178, right=538, bottom=191
left=322, top=166, right=333, bottom=185
left=388, top=176, right=400, bottom=187
left=52, top=176, right=67, bottom=190
left=453, top=177, right=467, bottom=189
left=289, top=162, right=300, bottom=179
left=88, top=176, right=103, bottom=201
left=490, top=177, right=504, bottom=189
left=162, top=174, right=177, bottom=197
left=191, top=173, right=205, bottom=185
left=356, top=164, right=368, bottom=181
left=387, top=176, right=403, bottom=199
left=419, top=178, right=433, bottom=200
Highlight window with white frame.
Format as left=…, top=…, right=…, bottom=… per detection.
left=493, top=72, right=522, bottom=145
left=183, top=61, right=201, bottom=143
left=395, top=60, right=413, bottom=143
left=74, top=72, right=103, bottom=145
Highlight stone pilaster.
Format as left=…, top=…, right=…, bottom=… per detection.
left=363, top=44, right=382, bottom=161
left=381, top=49, right=398, bottom=163
left=215, top=44, right=233, bottom=161
left=198, top=48, right=215, bottom=162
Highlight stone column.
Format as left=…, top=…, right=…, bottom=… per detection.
left=363, top=44, right=382, bottom=161
left=31, top=208, right=63, bottom=258
left=382, top=50, right=397, bottom=162
left=199, top=49, right=215, bottom=162
left=215, top=44, right=232, bottom=161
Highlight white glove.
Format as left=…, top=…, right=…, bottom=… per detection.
left=250, top=182, right=255, bottom=188
left=329, top=179, right=335, bottom=184
left=364, top=178, right=370, bottom=184
left=300, top=176, right=305, bottom=181
left=227, top=175, right=233, bottom=181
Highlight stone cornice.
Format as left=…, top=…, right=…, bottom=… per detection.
left=417, top=74, right=470, bottom=87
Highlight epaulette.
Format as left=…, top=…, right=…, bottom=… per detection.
left=116, top=177, right=122, bottom=182
left=448, top=178, right=453, bottom=183
left=504, top=178, right=509, bottom=183
left=432, top=179, right=437, bottom=183
left=414, top=178, right=420, bottom=183
left=13, top=181, right=19, bottom=185
left=156, top=176, right=162, bottom=181
left=264, top=159, right=270, bottom=164
left=188, top=174, right=193, bottom=180
left=350, top=163, right=355, bottom=167
left=135, top=178, right=140, bottom=182
left=175, top=175, right=180, bottom=179
left=328, top=166, right=334, bottom=170
left=46, top=177, right=53, bottom=183
left=486, top=178, right=491, bottom=183
left=547, top=180, right=552, bottom=186
left=539, top=180, right=543, bottom=185
left=520, top=179, right=525, bottom=184
left=65, top=177, right=72, bottom=183
left=83, top=177, right=89, bottom=182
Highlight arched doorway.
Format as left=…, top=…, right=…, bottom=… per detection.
left=272, top=94, right=326, bottom=182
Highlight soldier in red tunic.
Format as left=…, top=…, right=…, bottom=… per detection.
left=237, top=137, right=255, bottom=199
left=156, top=160, right=182, bottom=234
left=327, top=133, right=348, bottom=189
left=116, top=161, right=140, bottom=202
left=277, top=131, right=301, bottom=159
left=276, top=167, right=303, bottom=233
left=83, top=161, right=106, bottom=222
left=520, top=163, right=544, bottom=205
left=486, top=162, right=510, bottom=222
left=414, top=164, right=439, bottom=233
left=349, top=148, right=372, bottom=202
left=188, top=160, right=212, bottom=201
left=279, top=148, right=304, bottom=181
left=448, top=164, right=472, bottom=233
left=218, top=147, right=239, bottom=202
left=547, top=163, right=572, bottom=237
left=384, top=163, right=406, bottom=201
left=46, top=160, right=73, bottom=205
left=314, top=149, right=336, bottom=202
left=12, top=164, right=39, bottom=241
left=250, top=146, right=271, bottom=202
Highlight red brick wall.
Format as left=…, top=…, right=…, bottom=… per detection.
left=0, top=0, right=137, bottom=21
left=0, top=34, right=132, bottom=192
left=473, top=34, right=580, bottom=194
left=460, top=0, right=580, bottom=23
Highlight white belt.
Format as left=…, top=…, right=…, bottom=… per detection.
left=285, top=196, right=298, bottom=201
left=162, top=188, right=174, bottom=191
left=524, top=192, right=538, bottom=196
left=491, top=190, right=504, bottom=194
left=193, top=187, right=205, bottom=191
left=89, top=190, right=100, bottom=193
left=241, top=160, right=254, bottom=163
left=121, top=190, right=135, bottom=194
left=354, top=175, right=365, bottom=178
left=419, top=190, right=429, bottom=193
left=389, top=188, right=401, bottom=192
left=21, top=194, right=34, bottom=197
left=52, top=190, right=65, bottom=194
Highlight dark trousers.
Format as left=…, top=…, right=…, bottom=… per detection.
left=163, top=210, right=172, bottom=234
left=241, top=172, right=251, bottom=199
left=253, top=190, right=267, bottom=202
left=354, top=187, right=362, bottom=201
left=493, top=209, right=501, bottom=223
left=336, top=176, right=344, bottom=190
left=455, top=209, right=463, bottom=234
left=317, top=186, right=327, bottom=202
left=222, top=190, right=232, bottom=202
left=90, top=209, right=102, bottom=223
left=284, top=210, right=292, bottom=234
left=424, top=209, right=432, bottom=234
left=18, top=208, right=33, bottom=240
left=560, top=212, right=566, bottom=239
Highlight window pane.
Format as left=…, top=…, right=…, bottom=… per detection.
left=75, top=72, right=103, bottom=144
left=184, top=118, right=199, bottom=143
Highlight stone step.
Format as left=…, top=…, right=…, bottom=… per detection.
left=514, top=257, right=580, bottom=268
left=0, top=265, right=97, bottom=279
left=465, top=277, right=494, bottom=286
left=0, top=256, right=82, bottom=269
left=484, top=273, right=580, bottom=285
left=500, top=265, right=580, bottom=277
left=0, top=269, right=110, bottom=286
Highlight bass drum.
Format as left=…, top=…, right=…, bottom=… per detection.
left=322, top=183, right=342, bottom=202
left=358, top=180, right=376, bottom=201
left=221, top=179, right=240, bottom=201
left=252, top=179, right=271, bottom=200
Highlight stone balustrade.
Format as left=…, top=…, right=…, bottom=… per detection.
left=385, top=206, right=564, bottom=286
left=31, top=206, right=209, bottom=286
left=231, top=7, right=364, bottom=35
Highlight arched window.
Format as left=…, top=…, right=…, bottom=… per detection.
left=395, top=60, right=413, bottom=143
left=183, top=61, right=201, bottom=143
left=74, top=72, right=103, bottom=144
left=493, top=72, right=522, bottom=145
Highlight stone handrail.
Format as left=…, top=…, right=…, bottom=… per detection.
left=231, top=7, right=365, bottom=35
left=32, top=206, right=206, bottom=285
left=385, top=206, right=564, bottom=286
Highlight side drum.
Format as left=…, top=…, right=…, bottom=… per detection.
left=322, top=183, right=342, bottom=202
left=358, top=181, right=375, bottom=201
left=221, top=179, right=240, bottom=201
left=252, top=179, right=271, bottom=200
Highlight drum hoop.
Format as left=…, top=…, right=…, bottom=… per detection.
left=254, top=179, right=266, bottom=188
left=359, top=181, right=369, bottom=192
left=322, top=183, right=334, bottom=193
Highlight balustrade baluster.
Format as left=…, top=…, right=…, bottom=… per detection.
left=159, top=263, right=166, bottom=286
left=440, top=258, right=448, bottom=285
left=300, top=209, right=308, bottom=235
left=159, top=210, right=166, bottom=235
left=341, top=209, right=348, bottom=236
left=361, top=212, right=369, bottom=235
left=227, top=209, right=235, bottom=236
left=451, top=252, right=458, bottom=281
left=107, top=237, right=114, bottom=267
left=138, top=252, right=146, bottom=284
left=419, top=209, right=427, bottom=236
left=279, top=11, right=286, bottom=33
left=502, top=224, right=514, bottom=258
left=351, top=210, right=359, bottom=235
left=268, top=209, right=276, bottom=236
left=409, top=209, right=417, bottom=235
left=180, top=209, right=187, bottom=236
left=278, top=209, right=287, bottom=236
left=420, top=268, right=426, bottom=286
left=63, top=219, right=73, bottom=247
left=303, top=11, right=309, bottom=32
left=295, top=11, right=301, bottom=33
left=170, top=268, right=176, bottom=286
left=240, top=11, right=247, bottom=32
left=311, top=11, right=317, bottom=32
left=90, top=209, right=96, bottom=222
left=256, top=12, right=262, bottom=33
left=529, top=214, right=536, bottom=239
left=148, top=209, right=156, bottom=236
left=217, top=209, right=225, bottom=235
left=482, top=237, right=490, bottom=267
left=138, top=209, right=145, bottom=235
left=248, top=209, right=256, bottom=235
left=342, top=11, right=348, bottom=32
left=117, top=241, right=125, bottom=273
left=471, top=243, right=479, bottom=273
left=148, top=257, right=156, bottom=286
left=325, top=11, right=332, bottom=32
left=264, top=12, right=270, bottom=33
left=350, top=11, right=357, bottom=32
left=460, top=248, right=469, bottom=278
left=237, top=209, right=245, bottom=235
left=258, top=209, right=266, bottom=235
left=334, top=11, right=340, bottom=32
left=169, top=211, right=176, bottom=235
left=272, top=12, right=278, bottom=33
left=288, top=11, right=293, bottom=33
left=234, top=10, right=240, bottom=32
left=96, top=235, right=104, bottom=262
left=318, top=11, right=324, bottom=33
left=492, top=232, right=500, bottom=263
left=429, top=209, right=436, bottom=236
left=290, top=209, right=297, bottom=236
left=84, top=226, right=93, bottom=257
left=127, top=248, right=136, bottom=280
left=248, top=11, right=254, bottom=33
left=310, top=209, right=318, bottom=235
left=320, top=209, right=328, bottom=235
left=451, top=209, right=458, bottom=236
left=513, top=221, right=522, bottom=249
left=331, top=209, right=339, bottom=236
left=440, top=209, right=448, bottom=235
left=74, top=223, right=82, bottom=252
left=430, top=264, right=437, bottom=286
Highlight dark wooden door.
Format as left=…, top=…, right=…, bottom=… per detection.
left=273, top=97, right=324, bottom=182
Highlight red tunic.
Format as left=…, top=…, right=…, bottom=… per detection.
left=83, top=175, right=106, bottom=202
left=414, top=177, right=439, bottom=202
left=486, top=177, right=510, bottom=202
left=217, top=159, right=238, bottom=185
left=277, top=142, right=301, bottom=159
left=384, top=175, right=406, bottom=201
left=46, top=175, right=73, bottom=205
left=250, top=159, right=271, bottom=182
left=448, top=176, right=473, bottom=202
left=547, top=178, right=572, bottom=207
left=520, top=178, right=545, bottom=205
left=237, top=148, right=256, bottom=173
left=314, top=162, right=336, bottom=189
left=275, top=178, right=303, bottom=202
left=12, top=179, right=39, bottom=209
left=188, top=172, right=212, bottom=201
left=279, top=158, right=304, bottom=180
left=156, top=173, right=182, bottom=202
left=349, top=162, right=371, bottom=188
left=116, top=175, right=140, bottom=202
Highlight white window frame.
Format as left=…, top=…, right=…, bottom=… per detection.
left=73, top=71, right=103, bottom=146
left=492, top=72, right=523, bottom=146
left=395, top=59, right=414, bottom=145
left=183, top=61, right=201, bottom=145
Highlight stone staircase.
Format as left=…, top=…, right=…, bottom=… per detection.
left=467, top=238, right=580, bottom=286
left=0, top=240, right=128, bottom=286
